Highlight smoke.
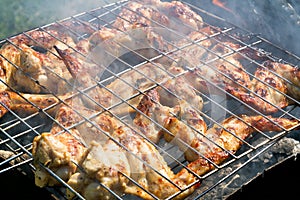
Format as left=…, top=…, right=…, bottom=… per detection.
left=187, top=0, right=300, bottom=57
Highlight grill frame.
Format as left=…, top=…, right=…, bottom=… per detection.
left=0, top=0, right=300, bottom=199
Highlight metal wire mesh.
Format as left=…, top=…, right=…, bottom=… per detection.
left=0, top=0, right=300, bottom=199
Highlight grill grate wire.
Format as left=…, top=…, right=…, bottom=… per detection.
left=0, top=0, right=300, bottom=199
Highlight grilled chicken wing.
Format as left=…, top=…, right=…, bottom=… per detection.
left=134, top=89, right=180, bottom=144
left=134, top=74, right=205, bottom=142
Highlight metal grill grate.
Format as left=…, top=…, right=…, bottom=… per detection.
left=0, top=0, right=300, bottom=199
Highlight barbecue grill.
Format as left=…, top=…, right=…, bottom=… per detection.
left=1, top=0, right=300, bottom=199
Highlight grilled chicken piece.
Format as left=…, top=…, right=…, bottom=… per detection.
left=10, top=29, right=63, bottom=49
left=112, top=125, right=197, bottom=200
left=10, top=27, right=78, bottom=49
left=32, top=100, right=87, bottom=187
left=66, top=139, right=130, bottom=200
left=135, top=89, right=207, bottom=161
left=0, top=44, right=20, bottom=91
left=0, top=42, right=73, bottom=94
left=133, top=75, right=204, bottom=144
left=135, top=87, right=298, bottom=165
left=89, top=26, right=170, bottom=57
left=226, top=66, right=288, bottom=114
left=113, top=0, right=203, bottom=34
left=134, top=89, right=180, bottom=144
left=175, top=41, right=251, bottom=92
left=156, top=76, right=204, bottom=110
left=0, top=90, right=72, bottom=118
left=57, top=45, right=172, bottom=115
left=264, top=60, right=300, bottom=100
left=18, top=43, right=72, bottom=93
left=186, top=114, right=299, bottom=176
left=164, top=100, right=208, bottom=162
left=164, top=29, right=215, bottom=67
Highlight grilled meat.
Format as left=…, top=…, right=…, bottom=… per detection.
left=113, top=0, right=203, bottom=34
left=135, top=89, right=207, bottom=162
left=226, top=66, right=288, bottom=114
left=264, top=60, right=300, bottom=100
left=186, top=114, right=299, bottom=176
left=157, top=76, right=204, bottom=110
left=66, top=140, right=130, bottom=200
left=57, top=44, right=174, bottom=115
left=134, top=89, right=180, bottom=144
left=1, top=0, right=298, bottom=200
left=0, top=90, right=71, bottom=118
left=32, top=100, right=87, bottom=187
left=0, top=42, right=73, bottom=94
left=173, top=40, right=251, bottom=92
left=135, top=88, right=299, bottom=176
left=10, top=29, right=64, bottom=50
left=34, top=98, right=197, bottom=200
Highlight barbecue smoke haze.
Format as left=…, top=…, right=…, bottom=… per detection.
left=191, top=0, right=300, bottom=57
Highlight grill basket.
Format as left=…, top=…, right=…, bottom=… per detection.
left=0, top=0, right=300, bottom=199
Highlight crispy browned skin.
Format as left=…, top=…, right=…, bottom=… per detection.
left=33, top=99, right=197, bottom=200
left=175, top=41, right=251, bottom=92
left=0, top=42, right=74, bottom=94
left=135, top=88, right=299, bottom=177
left=32, top=100, right=86, bottom=188
left=0, top=90, right=71, bottom=118
left=56, top=44, right=174, bottom=116
left=10, top=30, right=62, bottom=49
left=185, top=114, right=299, bottom=175
left=226, top=66, right=288, bottom=114
left=113, top=0, right=203, bottom=34
left=264, top=60, right=300, bottom=100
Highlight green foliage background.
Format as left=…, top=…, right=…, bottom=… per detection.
left=0, top=0, right=111, bottom=39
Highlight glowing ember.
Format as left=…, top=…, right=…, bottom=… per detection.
left=212, top=0, right=234, bottom=13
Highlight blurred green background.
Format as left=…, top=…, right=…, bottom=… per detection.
left=0, top=0, right=113, bottom=39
